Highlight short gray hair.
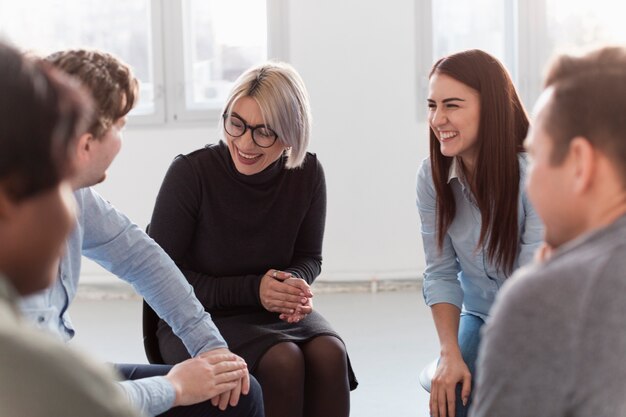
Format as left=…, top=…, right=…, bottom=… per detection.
left=220, top=62, right=312, bottom=169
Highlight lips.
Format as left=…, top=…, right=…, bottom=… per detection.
left=236, top=146, right=262, bottom=165
left=439, top=131, right=459, bottom=141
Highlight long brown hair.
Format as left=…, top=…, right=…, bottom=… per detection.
left=429, top=49, right=529, bottom=274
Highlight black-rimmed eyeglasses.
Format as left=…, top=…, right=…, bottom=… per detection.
left=222, top=113, right=279, bottom=148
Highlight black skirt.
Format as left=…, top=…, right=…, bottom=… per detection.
left=157, top=310, right=358, bottom=390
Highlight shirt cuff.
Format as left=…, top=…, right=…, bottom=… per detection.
left=119, top=376, right=176, bottom=416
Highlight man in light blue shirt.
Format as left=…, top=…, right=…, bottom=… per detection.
left=19, top=49, right=263, bottom=417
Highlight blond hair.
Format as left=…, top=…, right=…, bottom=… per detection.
left=221, top=62, right=312, bottom=169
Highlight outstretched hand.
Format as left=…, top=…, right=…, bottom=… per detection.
left=165, top=350, right=247, bottom=409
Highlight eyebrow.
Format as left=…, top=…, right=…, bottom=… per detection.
left=230, top=112, right=270, bottom=129
left=427, top=97, right=466, bottom=103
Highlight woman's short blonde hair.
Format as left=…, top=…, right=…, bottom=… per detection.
left=220, top=62, right=312, bottom=169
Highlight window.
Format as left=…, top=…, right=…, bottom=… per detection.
left=0, top=0, right=288, bottom=125
left=0, top=0, right=155, bottom=116
left=545, top=0, right=626, bottom=52
left=416, top=0, right=626, bottom=118
left=182, top=0, right=267, bottom=111
left=431, top=0, right=512, bottom=71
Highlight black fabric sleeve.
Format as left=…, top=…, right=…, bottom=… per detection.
left=284, top=160, right=326, bottom=284
left=148, top=156, right=263, bottom=309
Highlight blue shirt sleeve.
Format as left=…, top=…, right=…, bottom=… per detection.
left=118, top=376, right=175, bottom=416
left=416, top=159, right=464, bottom=310
left=80, top=187, right=227, bottom=355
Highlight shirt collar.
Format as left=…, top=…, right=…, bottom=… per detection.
left=447, top=157, right=460, bottom=184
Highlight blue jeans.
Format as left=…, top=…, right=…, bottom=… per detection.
left=433, top=314, right=484, bottom=417
left=116, top=363, right=264, bottom=417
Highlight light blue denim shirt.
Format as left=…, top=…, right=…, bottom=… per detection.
left=19, top=187, right=227, bottom=416
left=416, top=155, right=543, bottom=320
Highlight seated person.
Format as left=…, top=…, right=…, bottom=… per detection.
left=19, top=48, right=263, bottom=417
left=0, top=40, right=140, bottom=417
left=471, top=46, right=626, bottom=417
left=416, top=49, right=542, bottom=417
left=148, top=62, right=357, bottom=417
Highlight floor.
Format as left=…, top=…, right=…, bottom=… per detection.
left=69, top=290, right=439, bottom=417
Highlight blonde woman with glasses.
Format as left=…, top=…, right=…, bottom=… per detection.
left=149, top=62, right=357, bottom=417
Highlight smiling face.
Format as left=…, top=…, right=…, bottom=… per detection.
left=428, top=73, right=481, bottom=168
left=225, top=96, right=287, bottom=176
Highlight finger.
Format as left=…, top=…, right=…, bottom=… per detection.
left=214, top=361, right=247, bottom=377
left=241, top=368, right=250, bottom=395
left=211, top=396, right=219, bottom=407
left=283, top=278, right=313, bottom=295
left=446, top=385, right=456, bottom=417
left=268, top=290, right=305, bottom=304
left=461, top=374, right=472, bottom=407
left=215, top=369, right=248, bottom=386
left=273, top=282, right=307, bottom=296
left=267, top=304, right=297, bottom=314
left=204, top=353, right=238, bottom=365
left=267, top=269, right=293, bottom=281
left=438, top=386, right=448, bottom=417
left=430, top=390, right=438, bottom=417
left=229, top=379, right=242, bottom=407
left=296, top=305, right=313, bottom=315
left=218, top=391, right=230, bottom=411
left=273, top=270, right=293, bottom=280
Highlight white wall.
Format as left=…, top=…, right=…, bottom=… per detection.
left=84, top=0, right=430, bottom=283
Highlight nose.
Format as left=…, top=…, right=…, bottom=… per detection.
left=236, top=128, right=257, bottom=149
left=430, top=107, right=447, bottom=127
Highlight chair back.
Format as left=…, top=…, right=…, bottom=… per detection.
left=142, top=299, right=165, bottom=364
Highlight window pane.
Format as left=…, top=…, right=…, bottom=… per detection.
left=432, top=0, right=511, bottom=74
left=546, top=0, right=626, bottom=53
left=183, top=0, right=268, bottom=110
left=0, top=0, right=154, bottom=116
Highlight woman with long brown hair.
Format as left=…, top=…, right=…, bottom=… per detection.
left=416, top=49, right=543, bottom=417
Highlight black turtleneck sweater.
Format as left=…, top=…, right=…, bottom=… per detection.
left=149, top=141, right=326, bottom=315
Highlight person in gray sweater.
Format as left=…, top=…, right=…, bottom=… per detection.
left=471, top=46, right=626, bottom=417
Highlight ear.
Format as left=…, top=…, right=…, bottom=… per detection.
left=569, top=136, right=596, bottom=195
left=74, top=132, right=95, bottom=166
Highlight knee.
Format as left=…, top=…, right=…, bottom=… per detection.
left=236, top=376, right=264, bottom=417
left=303, top=336, right=347, bottom=372
left=258, top=342, right=305, bottom=377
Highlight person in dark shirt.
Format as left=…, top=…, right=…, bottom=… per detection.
left=149, top=62, right=356, bottom=417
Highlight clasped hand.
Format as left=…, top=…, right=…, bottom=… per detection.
left=259, top=269, right=313, bottom=323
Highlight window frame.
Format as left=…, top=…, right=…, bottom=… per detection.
left=414, top=0, right=555, bottom=121
left=156, top=0, right=289, bottom=125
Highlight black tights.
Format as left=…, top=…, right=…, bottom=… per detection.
left=255, top=336, right=350, bottom=417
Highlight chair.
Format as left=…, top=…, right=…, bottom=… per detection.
left=419, top=358, right=438, bottom=393
left=142, top=222, right=165, bottom=364
left=142, top=299, right=165, bottom=364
